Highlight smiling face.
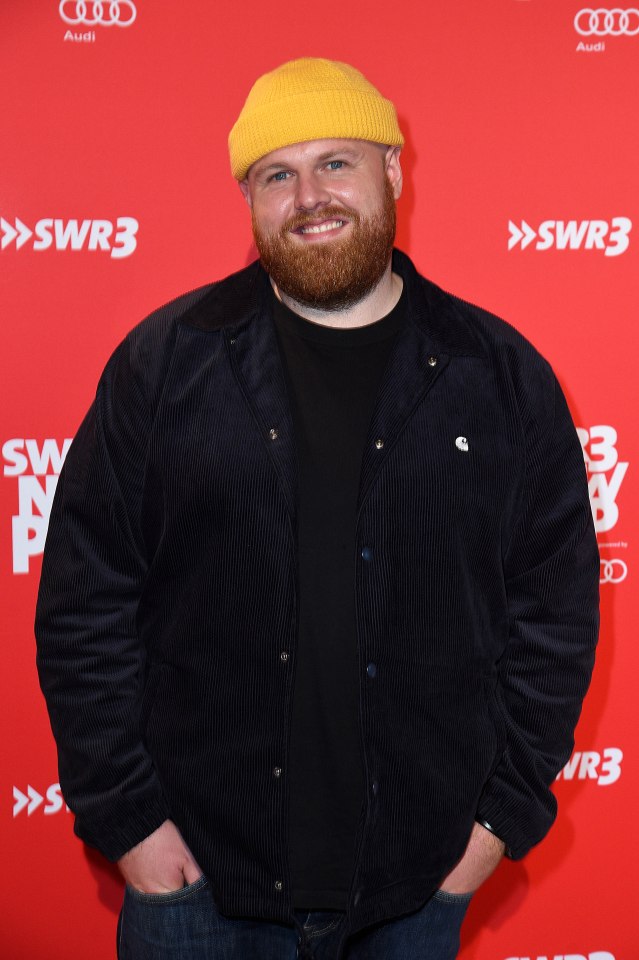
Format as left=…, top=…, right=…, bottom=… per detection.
left=239, top=138, right=402, bottom=311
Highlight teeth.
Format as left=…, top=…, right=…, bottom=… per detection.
left=299, top=220, right=344, bottom=235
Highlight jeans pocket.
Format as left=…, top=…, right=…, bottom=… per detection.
left=432, top=888, right=474, bottom=906
left=119, top=875, right=214, bottom=960
left=125, top=874, right=208, bottom=905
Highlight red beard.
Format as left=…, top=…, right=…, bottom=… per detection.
left=252, top=177, right=396, bottom=311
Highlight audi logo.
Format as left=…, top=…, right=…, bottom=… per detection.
left=574, top=8, right=639, bottom=35
left=59, top=1, right=137, bottom=27
left=600, top=559, right=628, bottom=584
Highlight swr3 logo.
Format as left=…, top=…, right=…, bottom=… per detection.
left=2, top=438, right=72, bottom=574
left=13, top=783, right=70, bottom=817
left=0, top=216, right=138, bottom=259
left=508, top=218, right=631, bottom=256
left=506, top=953, right=615, bottom=960
left=556, top=748, right=623, bottom=786
left=577, top=425, right=628, bottom=532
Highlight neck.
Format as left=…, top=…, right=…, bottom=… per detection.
left=271, top=262, right=403, bottom=329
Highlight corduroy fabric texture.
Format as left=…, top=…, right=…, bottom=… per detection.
left=228, top=58, right=404, bottom=180
left=35, top=250, right=599, bottom=943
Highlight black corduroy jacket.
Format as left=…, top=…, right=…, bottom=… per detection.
left=36, top=250, right=599, bottom=937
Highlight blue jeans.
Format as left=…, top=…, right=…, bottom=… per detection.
left=117, top=876, right=472, bottom=960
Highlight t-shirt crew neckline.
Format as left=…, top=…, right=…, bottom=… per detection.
left=270, top=285, right=406, bottom=345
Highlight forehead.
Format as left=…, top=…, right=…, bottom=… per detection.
left=249, top=138, right=384, bottom=176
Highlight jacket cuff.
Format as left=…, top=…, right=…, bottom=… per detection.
left=476, top=782, right=554, bottom=861
left=73, top=791, right=173, bottom=862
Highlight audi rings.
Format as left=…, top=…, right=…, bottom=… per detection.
left=600, top=559, right=628, bottom=584
left=59, top=0, right=137, bottom=27
left=574, top=8, right=639, bottom=35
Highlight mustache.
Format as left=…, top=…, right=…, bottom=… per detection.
left=281, top=206, right=359, bottom=234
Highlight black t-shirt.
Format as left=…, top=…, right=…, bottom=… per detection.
left=272, top=286, right=406, bottom=909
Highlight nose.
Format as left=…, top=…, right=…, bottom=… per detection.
left=294, top=171, right=331, bottom=212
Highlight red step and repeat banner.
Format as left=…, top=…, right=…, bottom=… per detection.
left=1, top=2, right=636, bottom=958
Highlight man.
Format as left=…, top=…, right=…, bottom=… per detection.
left=36, top=58, right=599, bottom=960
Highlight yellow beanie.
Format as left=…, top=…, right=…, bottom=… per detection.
left=228, top=57, right=404, bottom=181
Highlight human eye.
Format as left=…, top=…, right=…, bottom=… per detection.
left=326, top=160, right=344, bottom=171
left=268, top=170, right=290, bottom=182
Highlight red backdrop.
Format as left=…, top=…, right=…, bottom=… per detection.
left=1, top=2, right=636, bottom=958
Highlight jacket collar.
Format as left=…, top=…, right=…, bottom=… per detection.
left=180, top=249, right=487, bottom=361
left=181, top=258, right=267, bottom=334
left=391, top=249, right=487, bottom=359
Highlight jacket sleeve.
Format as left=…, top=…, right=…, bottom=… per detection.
left=476, top=370, right=599, bottom=859
left=35, top=336, right=171, bottom=861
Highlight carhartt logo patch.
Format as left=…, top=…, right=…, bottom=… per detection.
left=455, top=436, right=469, bottom=452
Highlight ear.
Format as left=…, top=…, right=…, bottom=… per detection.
left=238, top=179, right=253, bottom=208
left=384, top=145, right=403, bottom=201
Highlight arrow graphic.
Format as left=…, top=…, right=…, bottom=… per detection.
left=1, top=217, right=33, bottom=250
left=508, top=219, right=537, bottom=251
left=12, top=786, right=29, bottom=817
left=13, top=785, right=44, bottom=816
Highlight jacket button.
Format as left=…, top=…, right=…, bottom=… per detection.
left=274, top=880, right=283, bottom=892
left=280, top=651, right=289, bottom=663
left=367, top=662, right=377, bottom=679
left=371, top=780, right=379, bottom=796
left=273, top=766, right=282, bottom=778
left=427, top=355, right=438, bottom=367
left=269, top=428, right=278, bottom=440
left=374, top=438, right=384, bottom=450
left=361, top=546, right=373, bottom=562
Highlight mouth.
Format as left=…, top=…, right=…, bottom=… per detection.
left=292, top=218, right=349, bottom=239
